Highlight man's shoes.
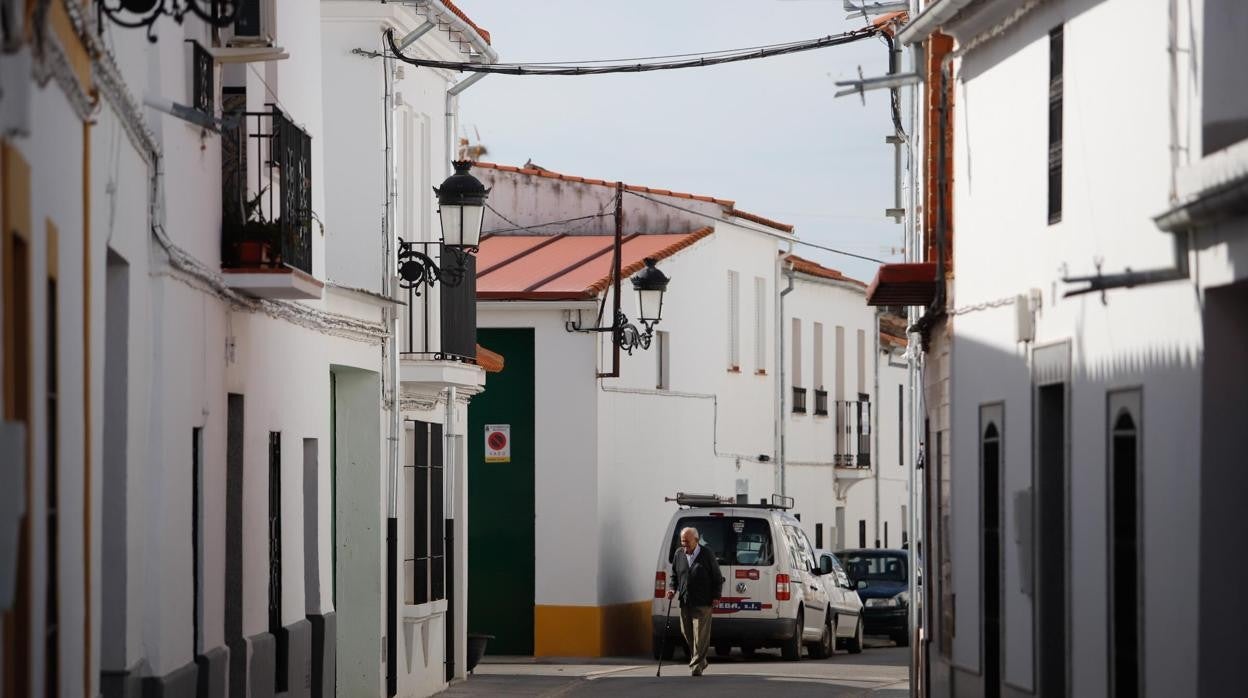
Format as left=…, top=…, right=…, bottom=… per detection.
left=691, top=666, right=703, bottom=677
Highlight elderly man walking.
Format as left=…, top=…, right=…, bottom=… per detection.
left=670, top=526, right=723, bottom=676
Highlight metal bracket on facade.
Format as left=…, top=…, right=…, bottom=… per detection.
left=834, top=71, right=921, bottom=100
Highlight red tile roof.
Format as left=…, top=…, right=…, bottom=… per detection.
left=786, top=254, right=867, bottom=287
left=473, top=162, right=796, bottom=233
left=440, top=0, right=491, bottom=45
left=476, top=228, right=713, bottom=301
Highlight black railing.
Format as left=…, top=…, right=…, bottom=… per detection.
left=814, top=389, right=829, bottom=416
left=792, top=387, right=807, bottom=414
left=221, top=99, right=313, bottom=275
left=400, top=244, right=478, bottom=364
left=189, top=40, right=213, bottom=116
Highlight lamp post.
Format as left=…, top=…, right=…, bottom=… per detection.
left=398, top=161, right=488, bottom=294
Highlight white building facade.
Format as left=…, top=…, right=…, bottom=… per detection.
left=880, top=0, right=1248, bottom=696
left=469, top=163, right=909, bottom=657
left=0, top=1, right=496, bottom=696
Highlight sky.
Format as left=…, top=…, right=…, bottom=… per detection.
left=456, top=0, right=908, bottom=284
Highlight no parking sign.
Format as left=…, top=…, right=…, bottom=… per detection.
left=484, top=424, right=510, bottom=463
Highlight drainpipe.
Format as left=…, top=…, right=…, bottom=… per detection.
left=873, top=309, right=881, bottom=548
left=382, top=39, right=401, bottom=698
left=777, top=256, right=796, bottom=498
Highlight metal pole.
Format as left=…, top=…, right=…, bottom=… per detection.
left=598, top=182, right=624, bottom=379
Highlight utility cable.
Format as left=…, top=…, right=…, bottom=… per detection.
left=482, top=205, right=610, bottom=235
left=624, top=189, right=886, bottom=264
left=381, top=26, right=879, bottom=76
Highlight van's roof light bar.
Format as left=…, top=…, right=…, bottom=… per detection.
left=665, top=493, right=796, bottom=510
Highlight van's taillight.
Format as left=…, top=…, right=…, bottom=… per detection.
left=655, top=571, right=667, bottom=598
left=775, top=574, right=792, bottom=601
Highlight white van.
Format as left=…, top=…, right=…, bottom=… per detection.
left=651, top=494, right=863, bottom=661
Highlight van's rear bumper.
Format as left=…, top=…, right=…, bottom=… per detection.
left=652, top=615, right=798, bottom=645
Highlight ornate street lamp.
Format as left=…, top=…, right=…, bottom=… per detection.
left=397, top=161, right=489, bottom=294
left=631, top=257, right=669, bottom=331
left=568, top=256, right=671, bottom=356
left=98, top=1, right=236, bottom=42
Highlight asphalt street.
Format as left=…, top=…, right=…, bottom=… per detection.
left=440, top=638, right=909, bottom=697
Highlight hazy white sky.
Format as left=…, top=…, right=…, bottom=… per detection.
left=456, top=0, right=906, bottom=283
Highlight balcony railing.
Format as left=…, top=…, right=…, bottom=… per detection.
left=401, top=246, right=477, bottom=365
left=792, top=387, right=807, bottom=414
left=221, top=101, right=312, bottom=275
left=814, top=389, right=829, bottom=416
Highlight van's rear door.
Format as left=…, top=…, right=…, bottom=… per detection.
left=668, top=512, right=779, bottom=621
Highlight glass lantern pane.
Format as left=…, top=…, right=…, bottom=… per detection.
left=460, top=205, right=485, bottom=248
left=637, top=289, right=664, bottom=323
left=439, top=206, right=463, bottom=247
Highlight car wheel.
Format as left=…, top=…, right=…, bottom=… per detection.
left=715, top=643, right=732, bottom=658
left=809, top=613, right=834, bottom=659
left=892, top=630, right=910, bottom=648
left=847, top=616, right=864, bottom=654
left=652, top=634, right=676, bottom=661
left=740, top=643, right=757, bottom=660
left=782, top=608, right=803, bottom=661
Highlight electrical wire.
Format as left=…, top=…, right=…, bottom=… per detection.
left=482, top=205, right=610, bottom=235
left=456, top=36, right=824, bottom=67
left=382, top=26, right=879, bottom=76
left=623, top=189, right=886, bottom=264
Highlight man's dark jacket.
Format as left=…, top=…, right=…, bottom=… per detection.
left=671, top=543, right=724, bottom=608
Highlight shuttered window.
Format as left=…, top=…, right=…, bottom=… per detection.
left=754, top=277, right=767, bottom=372
left=727, top=271, right=740, bottom=370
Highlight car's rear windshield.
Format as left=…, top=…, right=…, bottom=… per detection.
left=668, top=516, right=774, bottom=567
left=838, top=552, right=907, bottom=582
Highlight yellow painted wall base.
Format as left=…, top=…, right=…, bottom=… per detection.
left=534, top=600, right=653, bottom=657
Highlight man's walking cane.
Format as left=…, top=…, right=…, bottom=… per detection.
left=656, top=591, right=675, bottom=677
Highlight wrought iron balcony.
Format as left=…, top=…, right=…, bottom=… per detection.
left=220, top=100, right=316, bottom=294
left=792, top=387, right=808, bottom=414
left=401, top=248, right=477, bottom=365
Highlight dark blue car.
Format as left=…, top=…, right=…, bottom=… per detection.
left=835, top=549, right=911, bottom=647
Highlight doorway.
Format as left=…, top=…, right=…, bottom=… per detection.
left=468, top=329, right=535, bottom=654
left=980, top=405, right=1003, bottom=698
left=1036, top=383, right=1067, bottom=698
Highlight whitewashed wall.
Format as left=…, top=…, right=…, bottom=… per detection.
left=946, top=1, right=1205, bottom=695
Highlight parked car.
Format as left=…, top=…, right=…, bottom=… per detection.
left=813, top=549, right=865, bottom=653
left=835, top=548, right=911, bottom=647
left=652, top=494, right=841, bottom=661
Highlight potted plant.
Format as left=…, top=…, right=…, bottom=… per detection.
left=226, top=187, right=281, bottom=266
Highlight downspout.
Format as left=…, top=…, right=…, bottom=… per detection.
left=873, top=309, right=881, bottom=548
left=778, top=256, right=796, bottom=498
left=383, top=39, right=400, bottom=698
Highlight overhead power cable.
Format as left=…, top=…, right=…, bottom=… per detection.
left=382, top=26, right=880, bottom=76
left=483, top=204, right=610, bottom=235
left=623, top=190, right=886, bottom=264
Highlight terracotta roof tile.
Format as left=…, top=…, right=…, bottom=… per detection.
left=476, top=343, right=505, bottom=372
left=786, top=253, right=867, bottom=287
left=440, top=0, right=492, bottom=45
left=729, top=209, right=795, bottom=233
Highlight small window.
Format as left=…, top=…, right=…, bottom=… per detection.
left=754, top=277, right=767, bottom=372
left=1048, top=24, right=1064, bottom=224
left=814, top=389, right=829, bottom=416
left=656, top=330, right=670, bottom=390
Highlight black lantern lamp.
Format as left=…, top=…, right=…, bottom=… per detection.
left=567, top=255, right=671, bottom=356
left=398, top=161, right=489, bottom=294
left=631, top=257, right=669, bottom=330
left=98, top=1, right=236, bottom=42
left=435, top=161, right=489, bottom=251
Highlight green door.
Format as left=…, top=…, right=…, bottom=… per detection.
left=468, top=328, right=536, bottom=654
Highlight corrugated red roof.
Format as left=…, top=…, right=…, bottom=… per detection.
left=787, top=254, right=867, bottom=287
left=439, top=0, right=491, bottom=45
left=476, top=228, right=713, bottom=301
